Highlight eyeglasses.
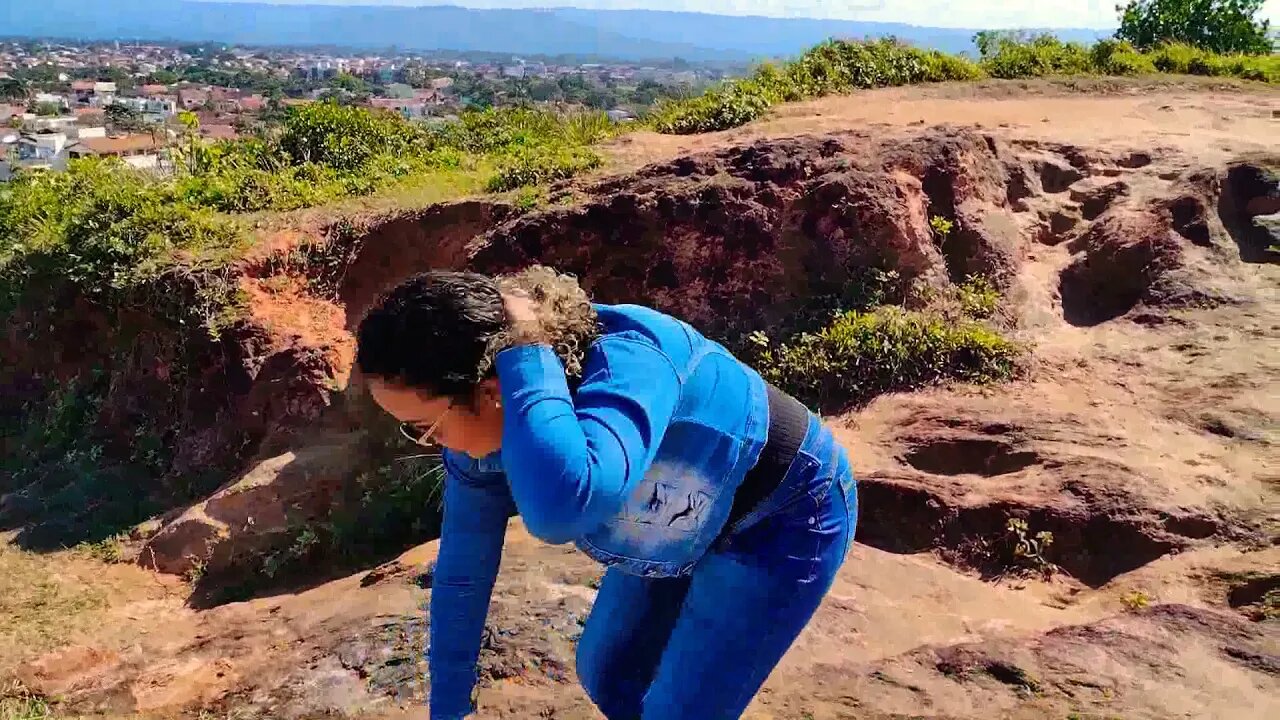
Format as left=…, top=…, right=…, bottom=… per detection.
left=398, top=407, right=451, bottom=447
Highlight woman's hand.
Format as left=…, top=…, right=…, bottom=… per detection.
left=503, top=290, right=550, bottom=346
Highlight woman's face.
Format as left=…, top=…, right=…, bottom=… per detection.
left=367, top=377, right=505, bottom=459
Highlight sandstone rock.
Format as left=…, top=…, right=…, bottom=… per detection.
left=140, top=435, right=367, bottom=576
left=1219, top=158, right=1280, bottom=263
left=464, top=128, right=1040, bottom=338
left=1059, top=208, right=1184, bottom=326
left=1070, top=179, right=1131, bottom=220
left=840, top=605, right=1280, bottom=719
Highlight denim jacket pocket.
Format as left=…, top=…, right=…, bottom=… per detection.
left=718, top=448, right=820, bottom=540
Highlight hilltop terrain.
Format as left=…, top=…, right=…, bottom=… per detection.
left=1, top=78, right=1278, bottom=720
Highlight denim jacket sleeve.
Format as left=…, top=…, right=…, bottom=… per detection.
left=494, top=336, right=682, bottom=545
left=428, top=451, right=515, bottom=720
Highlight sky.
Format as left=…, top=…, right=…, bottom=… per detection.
left=209, top=1, right=1280, bottom=30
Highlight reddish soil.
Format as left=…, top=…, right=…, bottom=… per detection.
left=4, top=80, right=1279, bottom=720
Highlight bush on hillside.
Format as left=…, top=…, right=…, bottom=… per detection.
left=486, top=144, right=603, bottom=192
left=0, top=159, right=240, bottom=306
left=1149, top=42, right=1280, bottom=81
left=749, top=306, right=1020, bottom=411
left=1090, top=39, right=1160, bottom=75
left=0, top=102, right=607, bottom=298
left=976, top=32, right=1094, bottom=78
left=278, top=102, right=429, bottom=171
left=650, top=38, right=984, bottom=134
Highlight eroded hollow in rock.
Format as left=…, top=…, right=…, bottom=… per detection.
left=900, top=438, right=1041, bottom=477
left=1227, top=574, right=1280, bottom=609
left=1217, top=160, right=1280, bottom=264
left=852, top=477, right=1188, bottom=587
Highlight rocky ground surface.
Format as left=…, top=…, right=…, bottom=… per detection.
left=2, top=80, right=1278, bottom=720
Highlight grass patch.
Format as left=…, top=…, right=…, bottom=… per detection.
left=0, top=683, right=51, bottom=720
left=0, top=545, right=107, bottom=664
left=748, top=305, right=1020, bottom=411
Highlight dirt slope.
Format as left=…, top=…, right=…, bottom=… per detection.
left=4, top=80, right=1279, bottom=720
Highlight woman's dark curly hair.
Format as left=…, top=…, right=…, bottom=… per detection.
left=355, top=266, right=599, bottom=402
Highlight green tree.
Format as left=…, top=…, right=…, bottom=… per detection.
left=330, top=72, right=368, bottom=94
left=148, top=69, right=180, bottom=86
left=1116, top=0, right=1273, bottom=54
left=0, top=78, right=30, bottom=103
left=105, top=104, right=145, bottom=132
left=30, top=101, right=63, bottom=117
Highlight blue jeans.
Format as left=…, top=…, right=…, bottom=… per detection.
left=575, top=413, right=858, bottom=720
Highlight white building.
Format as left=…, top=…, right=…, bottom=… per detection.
left=110, top=96, right=177, bottom=123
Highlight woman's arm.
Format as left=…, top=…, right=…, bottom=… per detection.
left=495, top=334, right=681, bottom=545
left=429, top=451, right=515, bottom=720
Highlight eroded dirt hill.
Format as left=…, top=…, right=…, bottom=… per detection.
left=3, top=82, right=1278, bottom=720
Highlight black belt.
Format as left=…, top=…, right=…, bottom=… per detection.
left=724, top=382, right=810, bottom=530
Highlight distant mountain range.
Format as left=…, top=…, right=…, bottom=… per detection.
left=4, top=1, right=1113, bottom=61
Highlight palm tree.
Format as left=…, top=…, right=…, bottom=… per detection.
left=0, top=78, right=31, bottom=104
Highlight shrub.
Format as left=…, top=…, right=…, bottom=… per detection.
left=922, top=50, right=986, bottom=82
left=957, top=275, right=1000, bottom=319
left=651, top=38, right=983, bottom=135
left=486, top=144, right=602, bottom=193
left=0, top=159, right=241, bottom=301
left=1091, top=39, right=1159, bottom=75
left=977, top=32, right=1094, bottom=78
left=278, top=101, right=427, bottom=171
left=749, top=306, right=1020, bottom=410
left=649, top=82, right=774, bottom=134
left=1, top=103, right=610, bottom=335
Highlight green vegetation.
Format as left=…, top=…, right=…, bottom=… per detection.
left=0, top=545, right=107, bottom=662
left=650, top=38, right=982, bottom=134
left=0, top=683, right=51, bottom=720
left=1117, top=0, right=1273, bottom=54
left=1121, top=589, right=1152, bottom=611
left=748, top=305, right=1019, bottom=411
left=1260, top=589, right=1280, bottom=621
left=651, top=27, right=1278, bottom=135
left=977, top=32, right=1279, bottom=82
left=0, top=78, right=30, bottom=103
left=957, top=275, right=1000, bottom=319
left=0, top=374, right=168, bottom=548
left=0, top=103, right=612, bottom=335
left=1003, top=518, right=1056, bottom=577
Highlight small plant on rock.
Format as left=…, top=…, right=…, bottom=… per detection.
left=1121, top=589, right=1152, bottom=611
left=957, top=275, right=1000, bottom=319
left=1004, top=518, right=1056, bottom=577
left=929, top=214, right=954, bottom=242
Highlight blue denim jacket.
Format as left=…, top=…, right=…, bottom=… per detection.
left=428, top=303, right=770, bottom=718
